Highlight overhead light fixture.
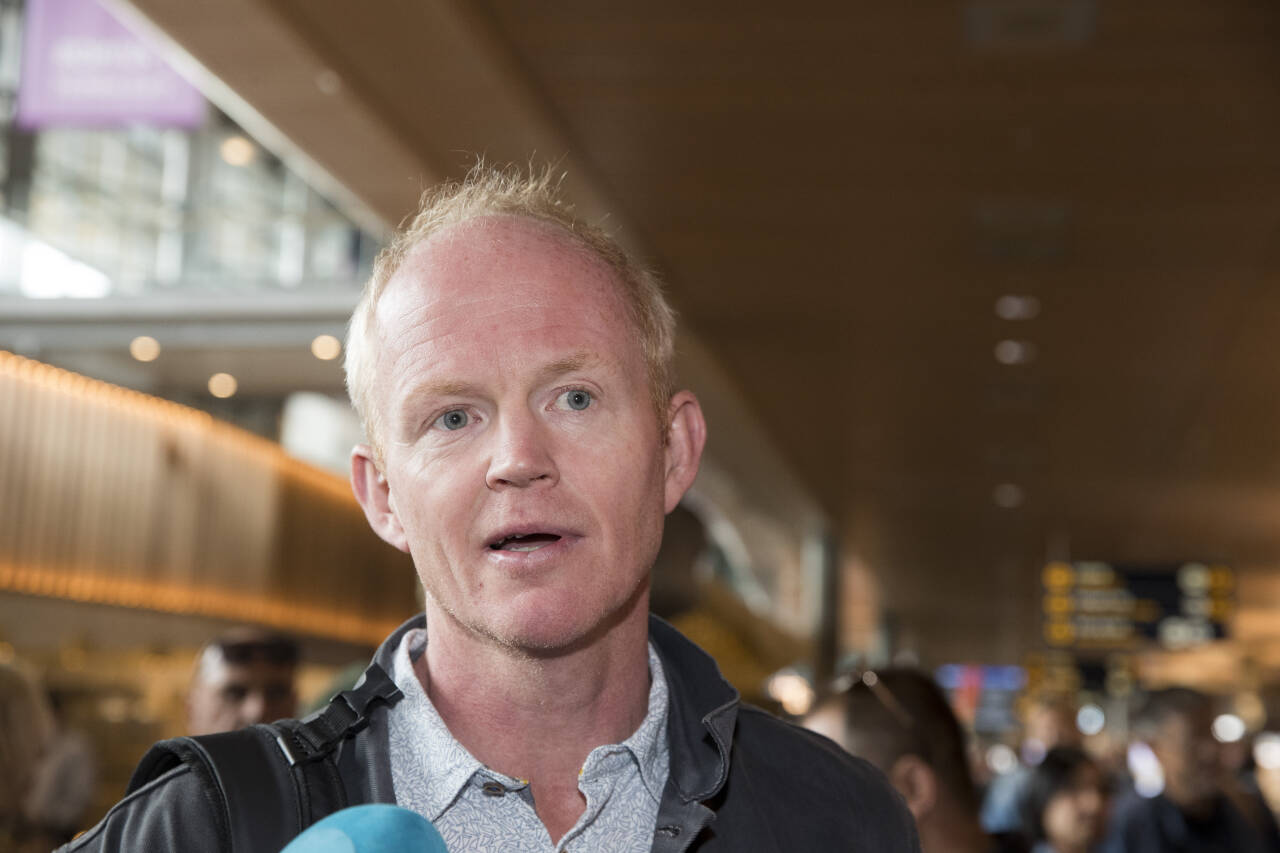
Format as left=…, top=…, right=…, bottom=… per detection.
left=765, top=667, right=815, bottom=716
left=993, top=483, right=1025, bottom=509
left=994, top=294, right=1040, bottom=320
left=208, top=372, right=238, bottom=399
left=219, top=135, right=256, bottom=167
left=985, top=743, right=1018, bottom=776
left=1212, top=714, right=1246, bottom=744
left=994, top=339, right=1036, bottom=365
left=129, top=335, right=160, bottom=362
left=1255, top=734, right=1280, bottom=770
left=1077, top=704, right=1105, bottom=735
left=311, top=334, right=342, bottom=361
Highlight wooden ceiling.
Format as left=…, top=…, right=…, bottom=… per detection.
left=116, top=0, right=1280, bottom=663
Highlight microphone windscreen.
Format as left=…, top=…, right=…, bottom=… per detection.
left=280, top=803, right=448, bottom=853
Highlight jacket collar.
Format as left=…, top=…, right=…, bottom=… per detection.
left=371, top=614, right=420, bottom=675
left=369, top=613, right=740, bottom=804
left=647, top=614, right=740, bottom=802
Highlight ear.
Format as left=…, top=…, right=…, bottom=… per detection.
left=662, top=390, right=707, bottom=513
left=350, top=444, right=409, bottom=553
left=888, top=754, right=938, bottom=821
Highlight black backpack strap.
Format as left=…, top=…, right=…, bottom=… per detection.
left=270, top=662, right=403, bottom=823
left=128, top=727, right=299, bottom=852
left=127, top=662, right=403, bottom=853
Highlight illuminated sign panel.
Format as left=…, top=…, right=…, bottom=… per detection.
left=16, top=0, right=205, bottom=129
left=1042, top=561, right=1232, bottom=651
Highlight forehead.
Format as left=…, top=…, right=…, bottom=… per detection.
left=200, top=657, right=292, bottom=688
left=373, top=217, right=641, bottom=375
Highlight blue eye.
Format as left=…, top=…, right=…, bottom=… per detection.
left=562, top=389, right=592, bottom=411
left=435, top=409, right=469, bottom=430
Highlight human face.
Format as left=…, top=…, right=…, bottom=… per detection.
left=1042, top=763, right=1109, bottom=852
left=187, top=655, right=297, bottom=735
left=357, top=216, right=701, bottom=653
left=1152, top=707, right=1221, bottom=808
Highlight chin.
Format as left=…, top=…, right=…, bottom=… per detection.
left=484, top=582, right=649, bottom=656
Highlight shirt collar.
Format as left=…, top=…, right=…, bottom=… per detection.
left=389, top=628, right=671, bottom=816
left=389, top=628, right=483, bottom=821
left=613, top=641, right=669, bottom=804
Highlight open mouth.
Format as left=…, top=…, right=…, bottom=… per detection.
left=489, top=532, right=563, bottom=552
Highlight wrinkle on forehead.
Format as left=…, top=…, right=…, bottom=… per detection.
left=369, top=216, right=641, bottom=415
left=375, top=218, right=624, bottom=340
left=397, top=214, right=607, bottom=290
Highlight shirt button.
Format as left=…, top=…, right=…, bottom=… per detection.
left=481, top=781, right=505, bottom=797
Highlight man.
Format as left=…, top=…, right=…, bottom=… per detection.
left=186, top=629, right=300, bottom=736
left=64, top=165, right=919, bottom=851
left=981, top=697, right=1082, bottom=834
left=1105, top=687, right=1280, bottom=853
left=805, top=668, right=1028, bottom=853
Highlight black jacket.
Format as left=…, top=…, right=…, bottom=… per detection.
left=64, top=614, right=920, bottom=852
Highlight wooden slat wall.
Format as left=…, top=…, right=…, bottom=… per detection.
left=0, top=351, right=418, bottom=644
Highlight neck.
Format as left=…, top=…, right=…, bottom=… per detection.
left=916, top=808, right=992, bottom=853
left=417, top=596, right=653, bottom=841
left=1166, top=787, right=1217, bottom=820
left=1051, top=841, right=1090, bottom=853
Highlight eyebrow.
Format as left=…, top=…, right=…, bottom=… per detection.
left=396, top=352, right=608, bottom=413
left=535, top=351, right=605, bottom=383
left=402, top=379, right=480, bottom=401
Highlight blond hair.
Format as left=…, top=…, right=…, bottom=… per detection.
left=344, top=163, right=676, bottom=458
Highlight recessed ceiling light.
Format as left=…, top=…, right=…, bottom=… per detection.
left=1212, top=714, right=1246, bottom=744
left=1077, top=704, right=1106, bottom=736
left=993, top=483, right=1025, bottom=508
left=994, top=339, right=1036, bottom=365
left=208, top=372, right=238, bottom=399
left=129, top=335, right=160, bottom=362
left=994, top=294, right=1040, bottom=320
left=219, top=135, right=255, bottom=167
left=311, top=334, right=342, bottom=361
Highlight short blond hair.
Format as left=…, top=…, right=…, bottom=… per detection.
left=345, top=163, right=676, bottom=458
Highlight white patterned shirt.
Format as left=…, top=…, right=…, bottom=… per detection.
left=387, top=628, right=670, bottom=852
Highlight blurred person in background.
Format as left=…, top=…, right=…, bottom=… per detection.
left=1019, top=746, right=1110, bottom=853
left=983, top=697, right=1083, bottom=834
left=185, top=628, right=299, bottom=735
left=1, top=661, right=95, bottom=850
left=1219, top=726, right=1280, bottom=838
left=26, top=688, right=98, bottom=846
left=649, top=504, right=807, bottom=712
left=1106, top=687, right=1280, bottom=853
left=805, top=668, right=1030, bottom=853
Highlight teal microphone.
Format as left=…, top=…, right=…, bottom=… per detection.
left=280, top=804, right=448, bottom=852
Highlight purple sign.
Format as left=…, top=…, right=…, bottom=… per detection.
left=16, top=0, right=206, bottom=129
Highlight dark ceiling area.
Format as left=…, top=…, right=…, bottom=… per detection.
left=117, top=0, right=1280, bottom=662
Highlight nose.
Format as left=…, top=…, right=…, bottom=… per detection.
left=485, top=409, right=558, bottom=490
left=238, top=690, right=267, bottom=726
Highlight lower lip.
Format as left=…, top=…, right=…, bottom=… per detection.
left=484, top=536, right=578, bottom=568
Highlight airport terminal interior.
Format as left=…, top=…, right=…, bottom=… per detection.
left=5, top=0, right=1280, bottom=846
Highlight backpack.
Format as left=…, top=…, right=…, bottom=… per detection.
left=126, top=664, right=403, bottom=852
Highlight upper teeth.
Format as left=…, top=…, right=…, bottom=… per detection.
left=495, top=533, right=540, bottom=551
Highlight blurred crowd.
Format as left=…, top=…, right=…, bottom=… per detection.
left=805, top=671, right=1280, bottom=853
left=6, top=624, right=1280, bottom=852
left=0, top=629, right=303, bottom=852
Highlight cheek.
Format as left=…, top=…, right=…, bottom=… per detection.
left=394, top=452, right=475, bottom=519
left=1043, top=797, right=1077, bottom=840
